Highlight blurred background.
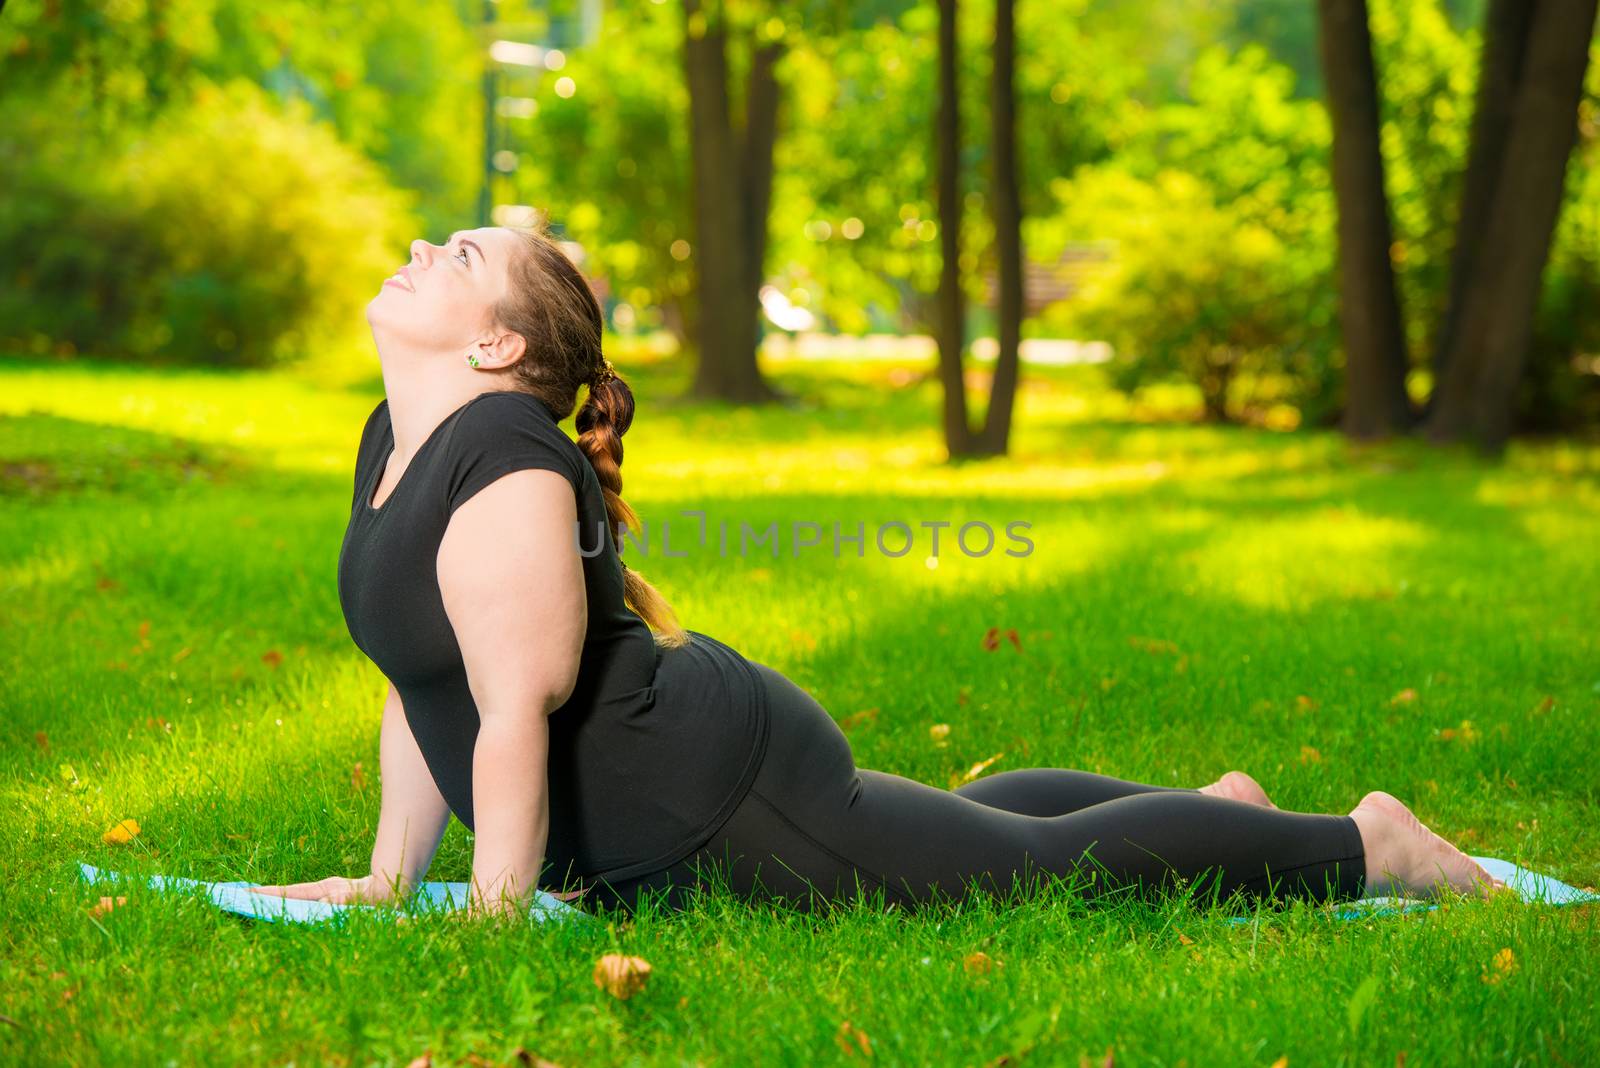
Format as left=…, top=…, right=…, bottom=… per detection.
left=2, top=0, right=1597, bottom=453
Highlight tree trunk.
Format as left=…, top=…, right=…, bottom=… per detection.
left=935, top=0, right=975, bottom=457
left=975, top=0, right=1022, bottom=457
left=1424, top=0, right=1599, bottom=451
left=1316, top=0, right=1415, bottom=440
left=683, top=0, right=785, bottom=404
left=1425, top=0, right=1534, bottom=418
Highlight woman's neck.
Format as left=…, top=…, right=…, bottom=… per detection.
left=376, top=354, right=503, bottom=459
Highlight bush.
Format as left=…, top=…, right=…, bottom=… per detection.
left=0, top=78, right=416, bottom=367
left=1047, top=167, right=1340, bottom=426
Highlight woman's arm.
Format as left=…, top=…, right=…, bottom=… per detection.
left=368, top=681, right=453, bottom=900
left=437, top=466, right=586, bottom=918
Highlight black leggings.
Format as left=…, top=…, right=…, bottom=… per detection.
left=583, top=662, right=1367, bottom=917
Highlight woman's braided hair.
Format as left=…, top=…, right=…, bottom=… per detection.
left=493, top=221, right=690, bottom=649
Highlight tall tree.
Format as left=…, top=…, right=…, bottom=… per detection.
left=1425, top=0, right=1534, bottom=417
left=1315, top=0, right=1414, bottom=440
left=934, top=0, right=974, bottom=454
left=936, top=0, right=1026, bottom=459
left=973, top=0, right=1023, bottom=456
left=1425, top=0, right=1599, bottom=450
left=682, top=0, right=788, bottom=403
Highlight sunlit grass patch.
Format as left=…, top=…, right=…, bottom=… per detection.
left=2, top=352, right=1597, bottom=1065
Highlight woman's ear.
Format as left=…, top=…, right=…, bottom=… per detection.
left=471, top=331, right=526, bottom=370
left=490, top=330, right=527, bottom=366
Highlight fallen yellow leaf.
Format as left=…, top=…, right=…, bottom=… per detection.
left=952, top=752, right=1006, bottom=787
left=1483, top=947, right=1518, bottom=984
left=102, top=818, right=141, bottom=845
left=835, top=1020, right=873, bottom=1057
left=592, top=953, right=652, bottom=1000
left=839, top=707, right=879, bottom=731
left=963, top=950, right=1003, bottom=975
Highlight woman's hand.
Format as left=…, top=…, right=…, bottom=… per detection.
left=246, top=873, right=396, bottom=906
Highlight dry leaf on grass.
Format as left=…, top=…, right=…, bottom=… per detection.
left=592, top=953, right=652, bottom=999
left=950, top=752, right=1005, bottom=788
left=839, top=708, right=879, bottom=731
left=963, top=951, right=1003, bottom=976
left=102, top=818, right=140, bottom=844
left=1482, top=947, right=1518, bottom=984
left=835, top=1020, right=873, bottom=1057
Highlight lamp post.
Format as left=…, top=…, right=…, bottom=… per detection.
left=479, top=0, right=498, bottom=227
left=482, top=0, right=603, bottom=228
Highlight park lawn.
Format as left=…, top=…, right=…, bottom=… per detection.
left=1, top=350, right=1597, bottom=1067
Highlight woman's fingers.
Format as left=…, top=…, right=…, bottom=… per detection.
left=246, top=875, right=394, bottom=906
left=248, top=877, right=337, bottom=899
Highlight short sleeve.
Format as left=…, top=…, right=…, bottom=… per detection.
left=351, top=398, right=389, bottom=512
left=441, top=392, right=586, bottom=517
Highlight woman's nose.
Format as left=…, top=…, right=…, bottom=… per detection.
left=408, top=238, right=434, bottom=264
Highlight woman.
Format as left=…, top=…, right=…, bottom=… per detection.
left=251, top=223, right=1500, bottom=920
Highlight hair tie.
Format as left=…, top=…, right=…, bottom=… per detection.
left=592, top=359, right=618, bottom=389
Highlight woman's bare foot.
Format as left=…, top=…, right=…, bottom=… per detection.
left=1198, top=770, right=1276, bottom=808
left=1349, top=791, right=1502, bottom=899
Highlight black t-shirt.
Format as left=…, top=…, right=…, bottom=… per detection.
left=337, top=389, right=770, bottom=888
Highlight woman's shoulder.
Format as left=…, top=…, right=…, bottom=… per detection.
left=452, top=390, right=578, bottom=452
left=443, top=389, right=589, bottom=494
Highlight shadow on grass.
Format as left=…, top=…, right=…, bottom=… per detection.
left=8, top=401, right=1597, bottom=898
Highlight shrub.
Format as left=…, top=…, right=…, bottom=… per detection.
left=1049, top=167, right=1340, bottom=425
left=0, top=78, right=416, bottom=367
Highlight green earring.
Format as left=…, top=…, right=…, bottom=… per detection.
left=466, top=354, right=480, bottom=368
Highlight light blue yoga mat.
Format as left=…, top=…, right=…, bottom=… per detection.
left=77, top=861, right=596, bottom=926
left=80, top=855, right=1596, bottom=927
left=1218, top=856, right=1599, bottom=924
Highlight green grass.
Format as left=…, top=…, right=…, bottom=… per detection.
left=2, top=350, right=1597, bottom=1067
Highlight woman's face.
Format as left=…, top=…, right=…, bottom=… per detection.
left=366, top=227, right=521, bottom=354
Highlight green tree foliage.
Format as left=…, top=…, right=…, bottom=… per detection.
left=505, top=0, right=696, bottom=345
left=1043, top=45, right=1340, bottom=424
left=0, top=80, right=413, bottom=366
left=773, top=0, right=1161, bottom=335
left=1, top=0, right=480, bottom=241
